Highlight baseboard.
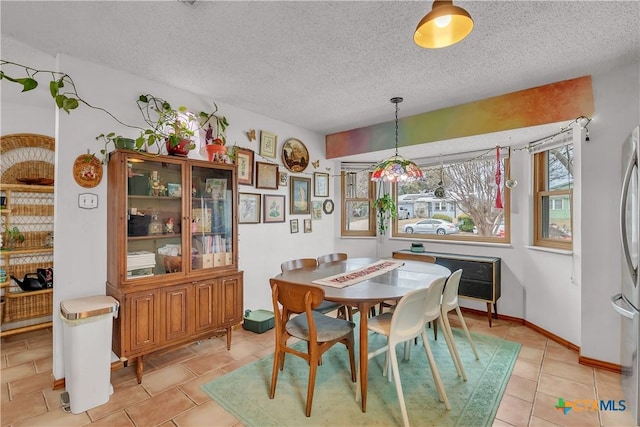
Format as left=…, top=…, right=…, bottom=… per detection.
left=458, top=307, right=622, bottom=373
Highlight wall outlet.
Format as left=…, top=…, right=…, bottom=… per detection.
left=78, top=193, right=98, bottom=209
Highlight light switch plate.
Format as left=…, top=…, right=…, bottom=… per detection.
left=78, top=193, right=98, bottom=209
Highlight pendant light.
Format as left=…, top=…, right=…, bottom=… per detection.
left=371, top=98, right=424, bottom=182
left=414, top=0, right=474, bottom=49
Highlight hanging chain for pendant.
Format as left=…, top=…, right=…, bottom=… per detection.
left=391, top=97, right=402, bottom=156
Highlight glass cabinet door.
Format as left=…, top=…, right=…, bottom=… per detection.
left=126, top=157, right=184, bottom=278
left=190, top=165, right=234, bottom=271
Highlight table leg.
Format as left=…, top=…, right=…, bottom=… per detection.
left=358, top=301, right=370, bottom=412
left=486, top=302, right=492, bottom=327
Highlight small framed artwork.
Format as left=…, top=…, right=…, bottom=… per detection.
left=235, top=148, right=254, bottom=186
left=279, top=171, right=288, bottom=186
left=260, top=130, right=277, bottom=158
left=290, top=176, right=311, bottom=215
left=167, top=183, right=182, bottom=197
left=238, top=192, right=261, bottom=224
left=256, top=161, right=279, bottom=190
left=290, top=219, right=299, bottom=233
left=304, top=218, right=312, bottom=233
left=263, top=194, right=286, bottom=223
left=311, top=201, right=323, bottom=220
left=205, top=178, right=227, bottom=199
left=314, top=172, right=329, bottom=197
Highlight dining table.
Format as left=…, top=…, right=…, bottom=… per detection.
left=275, top=257, right=451, bottom=412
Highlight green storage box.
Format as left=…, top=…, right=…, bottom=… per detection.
left=243, top=309, right=275, bottom=334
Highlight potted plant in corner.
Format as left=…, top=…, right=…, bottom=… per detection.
left=202, top=115, right=230, bottom=161
left=373, top=193, right=397, bottom=236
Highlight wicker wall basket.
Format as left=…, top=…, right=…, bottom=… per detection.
left=0, top=133, right=55, bottom=184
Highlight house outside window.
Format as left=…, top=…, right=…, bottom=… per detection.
left=393, top=151, right=510, bottom=242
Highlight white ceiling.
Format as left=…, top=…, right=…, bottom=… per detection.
left=1, top=0, right=639, bottom=144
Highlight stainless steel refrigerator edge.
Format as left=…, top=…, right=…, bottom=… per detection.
left=611, top=125, right=639, bottom=425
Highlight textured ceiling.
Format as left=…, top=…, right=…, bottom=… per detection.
left=1, top=1, right=639, bottom=139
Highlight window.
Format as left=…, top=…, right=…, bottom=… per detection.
left=533, top=143, right=573, bottom=250
left=341, top=170, right=376, bottom=236
left=394, top=151, right=510, bottom=243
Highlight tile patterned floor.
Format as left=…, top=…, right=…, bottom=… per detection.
left=1, top=311, right=637, bottom=427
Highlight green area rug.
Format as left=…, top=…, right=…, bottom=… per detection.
left=201, top=327, right=520, bottom=426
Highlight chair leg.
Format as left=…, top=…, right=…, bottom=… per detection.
left=389, top=343, right=411, bottom=427
left=456, top=306, right=479, bottom=359
left=305, top=351, right=319, bottom=417
left=421, top=330, right=451, bottom=410
left=440, top=308, right=466, bottom=380
left=269, top=348, right=282, bottom=399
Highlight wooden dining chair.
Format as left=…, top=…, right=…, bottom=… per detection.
left=281, top=258, right=346, bottom=318
left=356, top=277, right=450, bottom=427
left=269, top=278, right=356, bottom=417
left=316, top=252, right=348, bottom=264
left=439, top=269, right=479, bottom=380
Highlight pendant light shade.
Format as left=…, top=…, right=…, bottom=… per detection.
left=414, top=0, right=474, bottom=49
left=371, top=98, right=424, bottom=183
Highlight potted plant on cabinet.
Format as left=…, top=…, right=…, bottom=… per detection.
left=97, top=94, right=229, bottom=160
left=3, top=226, right=25, bottom=250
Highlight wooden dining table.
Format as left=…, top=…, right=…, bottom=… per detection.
left=275, top=257, right=451, bottom=412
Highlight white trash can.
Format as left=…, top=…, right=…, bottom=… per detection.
left=60, top=295, right=119, bottom=414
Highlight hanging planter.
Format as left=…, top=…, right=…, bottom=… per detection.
left=373, top=186, right=397, bottom=236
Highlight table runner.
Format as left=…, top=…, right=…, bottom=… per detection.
left=312, top=259, right=404, bottom=288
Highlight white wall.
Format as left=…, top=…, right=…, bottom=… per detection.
left=2, top=40, right=333, bottom=380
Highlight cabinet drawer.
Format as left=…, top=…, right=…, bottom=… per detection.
left=435, top=259, right=494, bottom=282
left=458, top=279, right=494, bottom=301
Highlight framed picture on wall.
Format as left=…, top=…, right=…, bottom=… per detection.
left=289, top=176, right=311, bottom=215
left=260, top=130, right=277, bottom=158
left=304, top=218, right=312, bottom=233
left=235, top=148, right=254, bottom=186
left=290, top=219, right=299, bottom=233
left=263, top=194, right=286, bottom=223
left=238, top=192, right=261, bottom=224
left=311, top=201, right=322, bottom=220
left=256, top=161, right=278, bottom=190
left=314, top=172, right=329, bottom=197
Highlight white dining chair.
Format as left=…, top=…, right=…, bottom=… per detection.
left=439, top=269, right=479, bottom=380
left=356, top=277, right=450, bottom=427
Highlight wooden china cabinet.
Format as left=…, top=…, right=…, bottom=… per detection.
left=106, top=150, right=243, bottom=383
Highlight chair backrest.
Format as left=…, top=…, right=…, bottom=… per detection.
left=441, top=269, right=463, bottom=312
left=423, top=276, right=447, bottom=322
left=270, top=278, right=325, bottom=315
left=280, top=258, right=318, bottom=273
left=270, top=278, right=325, bottom=343
left=388, top=287, right=430, bottom=342
left=317, top=253, right=348, bottom=264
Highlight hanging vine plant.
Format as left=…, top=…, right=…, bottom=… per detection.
left=373, top=191, right=397, bottom=236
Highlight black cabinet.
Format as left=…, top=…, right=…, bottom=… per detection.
left=393, top=250, right=501, bottom=326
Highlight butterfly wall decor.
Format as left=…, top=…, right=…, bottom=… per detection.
left=312, top=160, right=320, bottom=169
left=246, top=129, right=256, bottom=142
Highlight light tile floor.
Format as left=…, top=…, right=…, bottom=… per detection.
left=1, top=311, right=637, bottom=427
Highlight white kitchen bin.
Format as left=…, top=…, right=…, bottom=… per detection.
left=60, top=295, right=119, bottom=414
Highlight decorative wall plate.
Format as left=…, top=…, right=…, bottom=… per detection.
left=323, top=199, right=334, bottom=215
left=73, top=154, right=103, bottom=188
left=281, top=138, right=309, bottom=173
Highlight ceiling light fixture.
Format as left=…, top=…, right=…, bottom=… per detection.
left=414, top=0, right=474, bottom=49
left=371, top=97, right=424, bottom=183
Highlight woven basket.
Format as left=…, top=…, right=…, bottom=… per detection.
left=3, top=287, right=53, bottom=323
left=0, top=133, right=55, bottom=184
